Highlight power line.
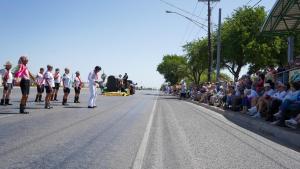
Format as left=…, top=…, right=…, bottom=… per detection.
left=179, top=1, right=199, bottom=50
left=252, top=0, right=263, bottom=7
left=246, top=0, right=254, bottom=5
left=160, top=0, right=207, bottom=21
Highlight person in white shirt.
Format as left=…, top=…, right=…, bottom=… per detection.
left=44, top=65, right=55, bottom=109
left=35, top=68, right=45, bottom=102
left=73, top=71, right=83, bottom=103
left=266, top=81, right=287, bottom=121
left=52, top=68, right=61, bottom=101
left=88, top=66, right=101, bottom=108
left=251, top=82, right=275, bottom=118
left=62, top=68, right=72, bottom=105
left=0, top=61, right=13, bottom=106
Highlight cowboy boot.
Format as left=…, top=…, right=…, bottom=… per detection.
left=5, top=99, right=12, bottom=105
left=20, top=104, right=29, bottom=114
left=0, top=99, right=4, bottom=105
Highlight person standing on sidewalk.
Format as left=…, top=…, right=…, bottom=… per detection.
left=73, top=71, right=82, bottom=103
left=0, top=61, right=13, bottom=106
left=14, top=56, right=35, bottom=114
left=62, top=68, right=72, bottom=105
left=52, top=68, right=61, bottom=101
left=88, top=66, right=101, bottom=108
left=44, top=65, right=55, bottom=109
left=35, top=68, right=45, bottom=102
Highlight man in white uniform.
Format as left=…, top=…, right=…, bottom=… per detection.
left=88, top=66, right=101, bottom=108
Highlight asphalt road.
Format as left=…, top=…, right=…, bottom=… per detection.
left=0, top=88, right=300, bottom=169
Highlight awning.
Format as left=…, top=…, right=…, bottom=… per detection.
left=261, top=0, right=300, bottom=34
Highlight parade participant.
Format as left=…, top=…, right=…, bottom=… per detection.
left=62, top=68, right=72, bottom=105
left=52, top=68, right=61, bottom=101
left=123, top=73, right=128, bottom=88
left=44, top=65, right=55, bottom=109
left=0, top=61, right=13, bottom=106
left=88, top=66, right=101, bottom=108
left=73, top=71, right=82, bottom=103
left=35, top=68, right=45, bottom=102
left=14, top=56, right=35, bottom=114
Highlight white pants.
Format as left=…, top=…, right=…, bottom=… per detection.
left=88, top=85, right=97, bottom=107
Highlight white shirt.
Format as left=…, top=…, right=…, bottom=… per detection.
left=36, top=72, right=45, bottom=85
left=44, top=71, right=55, bottom=87
left=74, top=76, right=82, bottom=88
left=1, top=69, right=13, bottom=84
left=247, top=89, right=258, bottom=99
left=272, top=90, right=287, bottom=101
left=62, top=73, right=72, bottom=89
left=264, top=89, right=275, bottom=97
left=54, top=73, right=61, bottom=83
left=88, top=71, right=99, bottom=86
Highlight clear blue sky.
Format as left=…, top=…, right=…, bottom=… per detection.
left=0, top=0, right=276, bottom=87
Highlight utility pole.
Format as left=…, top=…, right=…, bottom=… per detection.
left=207, top=0, right=212, bottom=82
left=199, top=0, right=219, bottom=82
left=216, top=8, right=221, bottom=82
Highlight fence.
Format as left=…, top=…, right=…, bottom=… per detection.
left=275, top=67, right=300, bottom=85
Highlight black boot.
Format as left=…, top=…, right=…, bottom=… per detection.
left=35, top=95, right=39, bottom=102
left=0, top=99, right=4, bottom=105
left=45, top=103, right=53, bottom=109
left=54, top=94, right=58, bottom=101
left=74, top=97, right=77, bottom=103
left=62, top=99, right=68, bottom=106
left=20, top=104, right=29, bottom=114
left=5, top=99, right=12, bottom=105
left=39, top=95, right=44, bottom=102
left=77, top=96, right=80, bottom=103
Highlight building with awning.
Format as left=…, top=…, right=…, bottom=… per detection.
left=261, top=0, right=300, bottom=65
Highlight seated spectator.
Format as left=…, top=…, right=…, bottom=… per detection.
left=249, top=82, right=275, bottom=118
left=265, top=81, right=287, bottom=121
left=242, top=88, right=258, bottom=113
left=225, top=85, right=235, bottom=109
left=212, top=86, right=225, bottom=107
left=273, top=73, right=300, bottom=127
left=231, top=81, right=244, bottom=111
left=256, top=73, right=265, bottom=96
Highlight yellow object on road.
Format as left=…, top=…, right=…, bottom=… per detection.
left=103, top=92, right=129, bottom=96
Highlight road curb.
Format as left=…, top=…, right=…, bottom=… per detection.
left=186, top=99, right=300, bottom=151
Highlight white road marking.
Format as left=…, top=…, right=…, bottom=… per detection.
left=132, top=97, right=157, bottom=169
left=0, top=115, right=14, bottom=119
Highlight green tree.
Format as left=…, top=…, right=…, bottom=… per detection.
left=157, top=55, right=187, bottom=85
left=220, top=6, right=285, bottom=80
left=183, top=38, right=208, bottom=85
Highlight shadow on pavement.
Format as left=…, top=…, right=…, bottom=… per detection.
left=192, top=101, right=300, bottom=153
left=63, top=106, right=88, bottom=109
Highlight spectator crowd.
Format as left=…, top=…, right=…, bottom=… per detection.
left=163, top=66, right=300, bottom=130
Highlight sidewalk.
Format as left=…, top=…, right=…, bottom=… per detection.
left=187, top=99, right=300, bottom=151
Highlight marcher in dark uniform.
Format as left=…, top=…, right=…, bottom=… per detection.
left=14, top=56, right=35, bottom=114
left=122, top=73, right=128, bottom=89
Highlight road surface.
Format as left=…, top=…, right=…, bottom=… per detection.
left=0, top=88, right=299, bottom=169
